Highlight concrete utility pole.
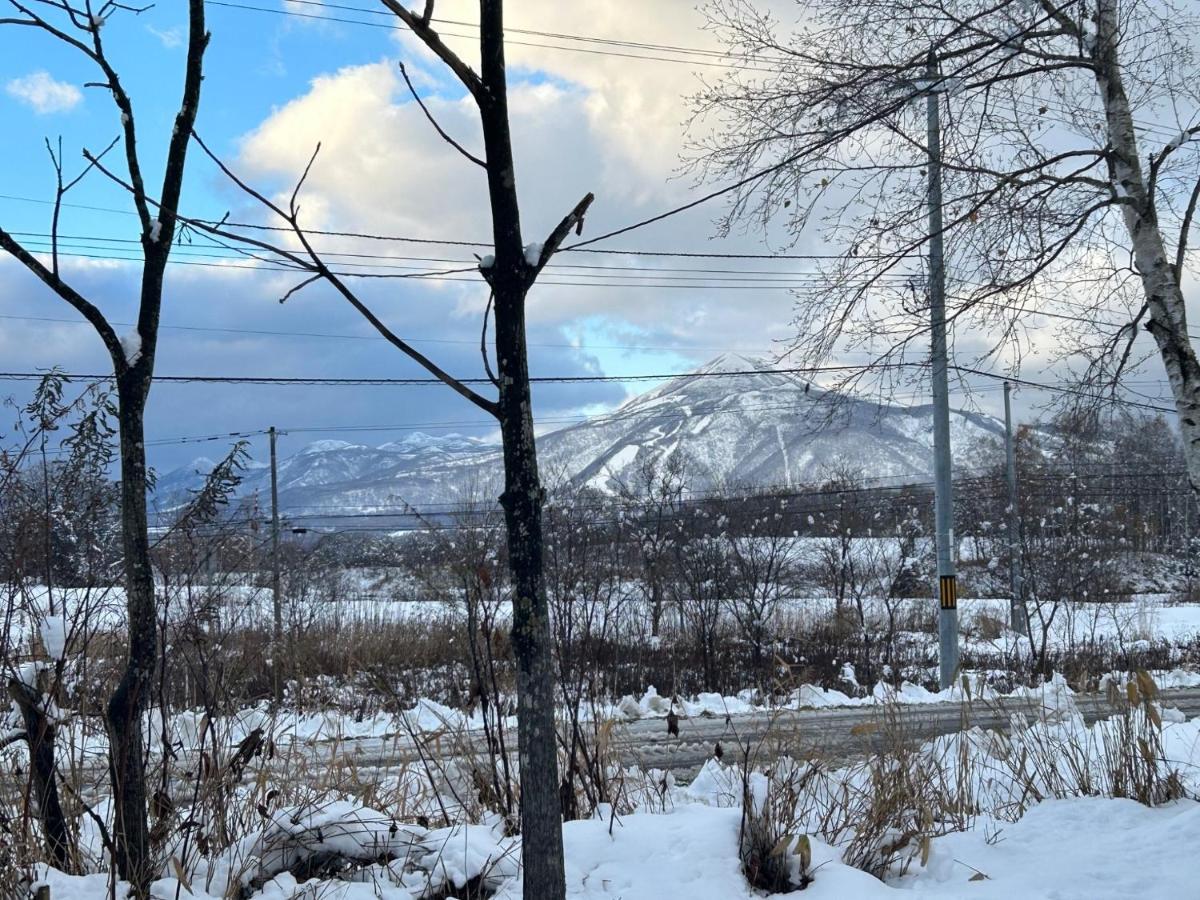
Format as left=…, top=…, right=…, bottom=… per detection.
left=269, top=425, right=283, bottom=702
left=925, top=50, right=959, bottom=689
left=1003, top=382, right=1027, bottom=634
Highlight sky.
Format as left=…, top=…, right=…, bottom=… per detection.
left=0, top=0, right=1185, bottom=473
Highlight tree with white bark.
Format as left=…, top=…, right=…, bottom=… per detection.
left=693, top=0, right=1200, bottom=490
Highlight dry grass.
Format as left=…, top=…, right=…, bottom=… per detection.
left=739, top=670, right=1194, bottom=887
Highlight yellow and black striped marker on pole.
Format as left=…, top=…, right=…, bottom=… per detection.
left=939, top=575, right=958, bottom=610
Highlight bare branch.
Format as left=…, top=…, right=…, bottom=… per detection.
left=1176, top=173, right=1200, bottom=285
left=398, top=61, right=486, bottom=169
left=289, top=142, right=322, bottom=217
left=533, top=193, right=595, bottom=277
left=480, top=289, right=500, bottom=388
left=187, top=131, right=500, bottom=416
left=0, top=226, right=125, bottom=365
left=45, top=134, right=121, bottom=277
left=279, top=273, right=322, bottom=304
left=382, top=0, right=485, bottom=104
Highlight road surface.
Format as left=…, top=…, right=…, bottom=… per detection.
left=322, top=686, right=1200, bottom=779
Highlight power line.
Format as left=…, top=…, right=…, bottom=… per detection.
left=206, top=0, right=793, bottom=73
left=0, top=190, right=876, bottom=259
left=11, top=236, right=921, bottom=284
left=0, top=363, right=874, bottom=387
left=0, top=313, right=789, bottom=356
left=262, top=467, right=1181, bottom=520
left=5, top=245, right=912, bottom=290
left=0, top=363, right=1176, bottom=413
left=276, top=0, right=794, bottom=66
left=207, top=1, right=1199, bottom=145
left=3, top=231, right=889, bottom=275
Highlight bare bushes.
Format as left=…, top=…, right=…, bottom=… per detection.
left=738, top=760, right=815, bottom=892
left=992, top=672, right=1188, bottom=808
left=738, top=710, right=972, bottom=889
left=0, top=806, right=40, bottom=899
left=738, top=673, right=1193, bottom=888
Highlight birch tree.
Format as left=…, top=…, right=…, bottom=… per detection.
left=693, top=0, right=1200, bottom=489
left=0, top=3, right=208, bottom=893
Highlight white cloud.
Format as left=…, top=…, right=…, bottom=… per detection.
left=236, top=3, right=1063, bottom=418
left=232, top=49, right=808, bottom=365
left=5, top=71, right=82, bottom=114
left=146, top=24, right=184, bottom=49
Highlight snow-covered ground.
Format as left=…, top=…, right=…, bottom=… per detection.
left=35, top=693, right=1200, bottom=899
left=10, top=580, right=1200, bottom=649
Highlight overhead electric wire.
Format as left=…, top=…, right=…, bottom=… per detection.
left=0, top=191, right=883, bottom=259
left=274, top=0, right=795, bottom=66
left=206, top=0, right=794, bottom=73
left=11, top=236, right=921, bottom=285
left=0, top=312, right=790, bottom=355
left=264, top=467, right=1177, bottom=520
left=3, top=231, right=895, bottom=276
left=208, top=0, right=1200, bottom=146
left=0, top=363, right=881, bottom=386
left=0, top=363, right=1176, bottom=413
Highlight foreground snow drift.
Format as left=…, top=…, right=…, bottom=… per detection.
left=497, top=799, right=1200, bottom=900
left=37, top=797, right=1200, bottom=899
left=25, top=689, right=1200, bottom=900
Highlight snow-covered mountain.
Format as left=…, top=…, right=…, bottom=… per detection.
left=153, top=433, right=497, bottom=522
left=155, top=355, right=1004, bottom=523
left=534, top=354, right=1001, bottom=492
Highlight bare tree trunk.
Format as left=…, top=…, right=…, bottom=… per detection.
left=494, top=338, right=565, bottom=893
left=650, top=580, right=663, bottom=639
left=479, top=0, right=566, bottom=877
left=474, top=1, right=571, bottom=891
left=1093, top=0, right=1200, bottom=493
left=197, top=3, right=582, bottom=893
left=8, top=680, right=70, bottom=870
left=106, top=375, right=155, bottom=892
left=0, top=4, right=207, bottom=895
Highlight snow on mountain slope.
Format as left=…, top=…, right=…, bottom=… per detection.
left=534, top=354, right=1001, bottom=493
left=154, top=356, right=1002, bottom=520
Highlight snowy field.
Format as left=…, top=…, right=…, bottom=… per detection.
left=32, top=680, right=1200, bottom=900
left=9, top=580, right=1200, bottom=651
left=9, top=576, right=1200, bottom=898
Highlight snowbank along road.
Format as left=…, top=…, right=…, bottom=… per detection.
left=318, top=686, right=1200, bottom=779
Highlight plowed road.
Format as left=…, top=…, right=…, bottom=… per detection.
left=325, top=687, right=1200, bottom=778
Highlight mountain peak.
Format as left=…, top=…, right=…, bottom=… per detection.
left=298, top=439, right=364, bottom=456
left=694, top=352, right=774, bottom=375
left=377, top=432, right=486, bottom=453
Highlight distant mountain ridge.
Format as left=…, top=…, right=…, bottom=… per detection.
left=155, top=355, right=1004, bottom=524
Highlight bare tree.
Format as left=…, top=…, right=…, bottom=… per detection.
left=0, top=374, right=119, bottom=873
left=720, top=490, right=799, bottom=677
left=669, top=518, right=732, bottom=691
left=694, top=0, right=1200, bottom=489
left=614, top=452, right=690, bottom=639
left=543, top=484, right=626, bottom=820
left=178, top=4, right=591, bottom=895
left=0, top=3, right=208, bottom=892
